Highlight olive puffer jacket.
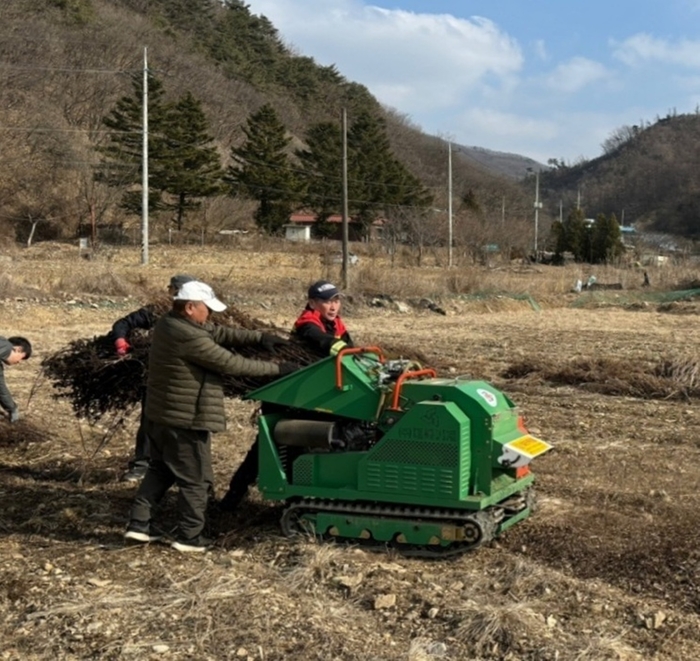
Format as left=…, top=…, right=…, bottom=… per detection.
left=145, top=312, right=281, bottom=432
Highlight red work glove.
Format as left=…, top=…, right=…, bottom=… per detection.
left=115, top=338, right=131, bottom=356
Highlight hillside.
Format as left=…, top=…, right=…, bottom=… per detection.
left=539, top=113, right=700, bottom=239
left=455, top=144, right=548, bottom=180
left=0, top=0, right=534, bottom=254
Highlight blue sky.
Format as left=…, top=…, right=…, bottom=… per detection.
left=243, top=0, right=700, bottom=164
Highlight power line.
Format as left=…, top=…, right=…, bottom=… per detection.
left=0, top=64, right=137, bottom=74
left=0, top=126, right=139, bottom=134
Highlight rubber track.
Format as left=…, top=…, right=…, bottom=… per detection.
left=280, top=497, right=520, bottom=559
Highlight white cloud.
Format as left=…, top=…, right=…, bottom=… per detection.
left=245, top=0, right=523, bottom=112
left=543, top=57, right=610, bottom=93
left=451, top=107, right=636, bottom=165
left=245, top=1, right=697, bottom=162
left=613, top=34, right=700, bottom=68
left=673, top=73, right=700, bottom=92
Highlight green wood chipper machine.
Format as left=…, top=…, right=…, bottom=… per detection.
left=246, top=347, right=551, bottom=557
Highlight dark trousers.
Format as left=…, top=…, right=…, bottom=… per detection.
left=220, top=437, right=259, bottom=508
left=129, top=403, right=151, bottom=470
left=130, top=419, right=213, bottom=540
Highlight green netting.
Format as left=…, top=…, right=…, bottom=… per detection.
left=458, top=292, right=541, bottom=311
left=569, top=288, right=700, bottom=308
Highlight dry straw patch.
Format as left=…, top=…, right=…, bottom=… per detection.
left=455, top=599, right=547, bottom=657
left=571, top=634, right=643, bottom=661
left=283, top=541, right=347, bottom=593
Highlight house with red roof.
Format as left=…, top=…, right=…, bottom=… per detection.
left=285, top=212, right=383, bottom=242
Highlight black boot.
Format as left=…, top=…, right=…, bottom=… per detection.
left=217, top=487, right=248, bottom=512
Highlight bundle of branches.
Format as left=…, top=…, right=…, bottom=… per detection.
left=502, top=356, right=700, bottom=400
left=41, top=307, right=315, bottom=423
left=41, top=332, right=150, bottom=422
left=41, top=301, right=440, bottom=424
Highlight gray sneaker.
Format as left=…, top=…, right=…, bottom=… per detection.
left=121, top=467, right=147, bottom=483
left=171, top=535, right=213, bottom=553
left=124, top=521, right=163, bottom=543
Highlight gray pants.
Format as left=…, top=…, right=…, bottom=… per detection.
left=129, top=419, right=213, bottom=540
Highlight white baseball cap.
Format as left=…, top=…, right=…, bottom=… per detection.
left=174, top=280, right=227, bottom=312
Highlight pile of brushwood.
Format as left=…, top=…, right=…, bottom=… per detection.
left=502, top=355, right=700, bottom=400
left=41, top=301, right=434, bottom=424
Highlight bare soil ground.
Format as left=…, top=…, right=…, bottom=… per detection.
left=2, top=244, right=700, bottom=660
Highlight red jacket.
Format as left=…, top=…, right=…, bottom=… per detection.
left=293, top=308, right=352, bottom=356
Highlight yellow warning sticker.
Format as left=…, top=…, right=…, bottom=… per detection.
left=507, top=435, right=552, bottom=458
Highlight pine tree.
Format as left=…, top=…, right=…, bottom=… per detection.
left=296, top=121, right=343, bottom=226
left=98, top=77, right=223, bottom=227
left=591, top=213, right=624, bottom=263
left=158, top=92, right=224, bottom=230
left=297, top=111, right=432, bottom=238
left=565, top=208, right=589, bottom=261
left=97, top=72, right=170, bottom=215
left=227, top=103, right=299, bottom=234
left=550, top=209, right=625, bottom=264
left=347, top=111, right=432, bottom=231
left=551, top=219, right=567, bottom=259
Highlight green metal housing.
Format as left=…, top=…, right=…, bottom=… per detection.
left=246, top=350, right=549, bottom=552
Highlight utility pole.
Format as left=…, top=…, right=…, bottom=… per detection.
left=447, top=141, right=453, bottom=267
left=340, top=107, right=349, bottom=288
left=533, top=170, right=542, bottom=258
left=141, top=46, right=149, bottom=266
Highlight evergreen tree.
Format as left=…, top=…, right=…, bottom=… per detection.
left=550, top=209, right=625, bottom=264
left=566, top=208, right=589, bottom=261
left=98, top=77, right=223, bottom=227
left=347, top=111, right=432, bottom=231
left=158, top=92, right=224, bottom=230
left=296, top=121, right=343, bottom=227
left=591, top=213, right=624, bottom=263
left=551, top=219, right=567, bottom=259
left=97, top=73, right=170, bottom=215
left=297, top=111, right=432, bottom=238
left=227, top=103, right=299, bottom=234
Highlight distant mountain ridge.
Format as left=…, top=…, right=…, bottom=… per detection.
left=454, top=144, right=548, bottom=180
left=540, top=113, right=700, bottom=237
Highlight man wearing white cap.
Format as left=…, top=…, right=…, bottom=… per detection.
left=111, top=273, right=196, bottom=482
left=124, top=280, right=297, bottom=553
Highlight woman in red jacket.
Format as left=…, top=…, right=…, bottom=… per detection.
left=292, top=280, right=353, bottom=356
left=218, top=280, right=354, bottom=513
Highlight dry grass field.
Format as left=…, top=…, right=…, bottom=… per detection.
left=2, top=239, right=700, bottom=661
